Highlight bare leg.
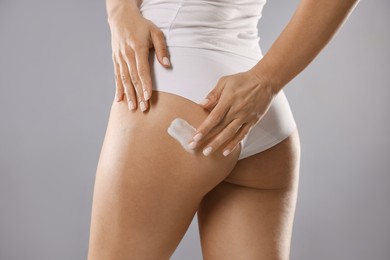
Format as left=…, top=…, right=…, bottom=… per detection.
left=87, top=91, right=242, bottom=260
left=198, top=128, right=301, bottom=260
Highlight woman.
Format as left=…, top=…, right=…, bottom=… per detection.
left=88, top=0, right=359, bottom=259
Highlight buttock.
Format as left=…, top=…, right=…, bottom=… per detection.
left=148, top=46, right=297, bottom=160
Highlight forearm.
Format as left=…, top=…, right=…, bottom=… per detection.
left=252, top=0, right=360, bottom=94
left=106, top=0, right=142, bottom=24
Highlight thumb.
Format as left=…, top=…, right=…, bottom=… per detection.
left=199, top=77, right=226, bottom=110
left=150, top=28, right=171, bottom=67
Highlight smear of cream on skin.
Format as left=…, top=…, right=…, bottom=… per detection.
left=167, top=118, right=197, bottom=153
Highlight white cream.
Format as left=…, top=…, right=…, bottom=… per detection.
left=167, top=118, right=197, bottom=153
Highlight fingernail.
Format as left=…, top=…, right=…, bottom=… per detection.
left=144, top=90, right=150, bottom=101
left=193, top=133, right=203, bottom=142
left=203, top=147, right=213, bottom=156
left=199, top=98, right=209, bottom=106
left=163, top=57, right=170, bottom=66
left=140, top=101, right=146, bottom=112
left=115, top=92, right=119, bottom=102
left=223, top=149, right=231, bottom=156
left=128, top=100, right=135, bottom=110
left=188, top=141, right=197, bottom=150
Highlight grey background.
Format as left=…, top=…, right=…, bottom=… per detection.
left=0, top=0, right=388, bottom=259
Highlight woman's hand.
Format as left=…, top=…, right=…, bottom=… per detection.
left=188, top=69, right=276, bottom=157
left=108, top=8, right=171, bottom=111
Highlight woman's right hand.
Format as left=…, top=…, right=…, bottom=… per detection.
left=108, top=7, right=171, bottom=111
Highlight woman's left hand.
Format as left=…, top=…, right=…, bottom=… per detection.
left=188, top=69, right=276, bottom=157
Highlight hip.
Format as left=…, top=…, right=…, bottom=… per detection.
left=147, top=45, right=297, bottom=159
left=149, top=46, right=263, bottom=104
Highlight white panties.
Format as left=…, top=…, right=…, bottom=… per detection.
left=150, top=46, right=297, bottom=160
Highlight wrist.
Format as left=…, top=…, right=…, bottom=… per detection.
left=107, top=2, right=141, bottom=26
left=248, top=62, right=283, bottom=96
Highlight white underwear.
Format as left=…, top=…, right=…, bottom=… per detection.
left=149, top=46, right=297, bottom=160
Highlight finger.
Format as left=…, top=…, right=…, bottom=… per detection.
left=118, top=53, right=137, bottom=110
left=112, top=54, right=124, bottom=102
left=200, top=119, right=243, bottom=157
left=222, top=122, right=253, bottom=157
left=134, top=46, right=153, bottom=102
left=198, top=76, right=226, bottom=110
left=124, top=50, right=147, bottom=112
left=150, top=28, right=170, bottom=67
left=191, top=97, right=230, bottom=143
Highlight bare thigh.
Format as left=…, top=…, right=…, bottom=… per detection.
left=87, top=91, right=243, bottom=260
left=198, top=127, right=301, bottom=260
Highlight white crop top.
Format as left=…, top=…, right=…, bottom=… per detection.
left=139, top=0, right=267, bottom=60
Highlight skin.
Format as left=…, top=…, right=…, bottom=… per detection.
left=88, top=0, right=360, bottom=258
left=87, top=92, right=300, bottom=259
